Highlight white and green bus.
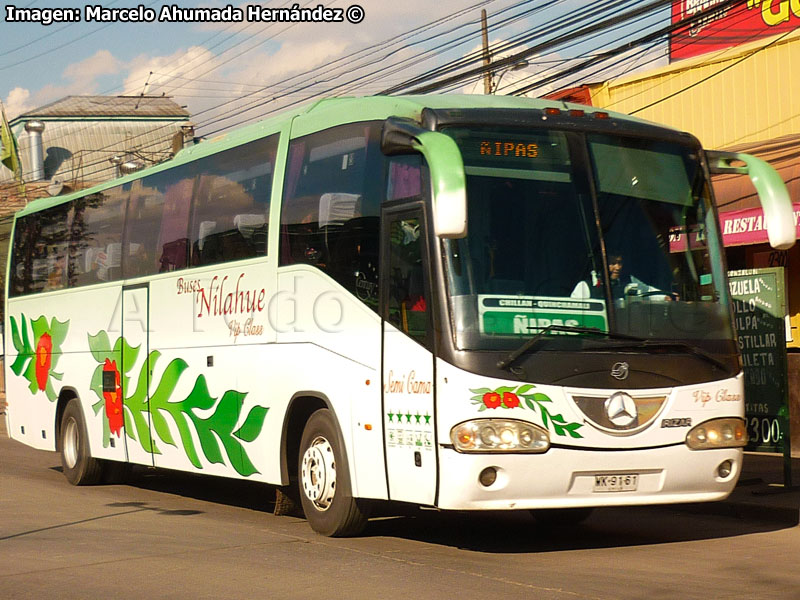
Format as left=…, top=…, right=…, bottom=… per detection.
left=5, top=95, right=795, bottom=536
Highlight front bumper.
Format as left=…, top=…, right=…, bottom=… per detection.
left=436, top=444, right=742, bottom=510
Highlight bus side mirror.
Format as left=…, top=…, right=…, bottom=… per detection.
left=706, top=150, right=796, bottom=250
left=382, top=118, right=467, bottom=238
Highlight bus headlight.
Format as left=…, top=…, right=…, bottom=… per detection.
left=451, top=419, right=549, bottom=453
left=686, top=418, right=747, bottom=450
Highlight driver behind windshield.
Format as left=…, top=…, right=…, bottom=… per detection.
left=571, top=253, right=672, bottom=302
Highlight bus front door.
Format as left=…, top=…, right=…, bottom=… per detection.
left=121, top=284, right=155, bottom=466
left=381, top=207, right=437, bottom=506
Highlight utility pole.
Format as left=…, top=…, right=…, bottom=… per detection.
left=481, top=9, right=492, bottom=94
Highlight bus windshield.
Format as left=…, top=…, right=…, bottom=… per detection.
left=440, top=126, right=734, bottom=354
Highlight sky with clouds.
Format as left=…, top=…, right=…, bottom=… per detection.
left=1, top=0, right=671, bottom=133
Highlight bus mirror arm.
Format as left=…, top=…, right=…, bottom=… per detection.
left=706, top=150, right=796, bottom=250
left=381, top=117, right=467, bottom=239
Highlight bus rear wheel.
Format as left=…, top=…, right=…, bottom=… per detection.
left=60, top=398, right=103, bottom=485
left=298, top=409, right=368, bottom=537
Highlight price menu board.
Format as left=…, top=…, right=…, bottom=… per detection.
left=728, top=268, right=789, bottom=454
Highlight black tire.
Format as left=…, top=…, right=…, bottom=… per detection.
left=298, top=409, right=368, bottom=537
left=60, top=398, right=103, bottom=485
left=530, top=507, right=594, bottom=528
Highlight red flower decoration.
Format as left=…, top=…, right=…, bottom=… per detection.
left=502, top=392, right=520, bottom=408
left=103, top=359, right=124, bottom=436
left=34, top=333, right=52, bottom=391
left=482, top=392, right=502, bottom=409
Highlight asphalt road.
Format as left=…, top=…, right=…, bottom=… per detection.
left=1, top=418, right=799, bottom=600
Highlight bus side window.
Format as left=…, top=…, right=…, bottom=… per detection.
left=70, top=188, right=127, bottom=285
left=190, top=136, right=276, bottom=268
left=280, top=123, right=382, bottom=312
left=28, top=203, right=71, bottom=293
left=123, top=164, right=195, bottom=279
left=386, top=216, right=429, bottom=346
left=10, top=215, right=36, bottom=296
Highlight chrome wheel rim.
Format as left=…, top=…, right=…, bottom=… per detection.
left=63, top=417, right=79, bottom=469
left=300, top=436, right=336, bottom=511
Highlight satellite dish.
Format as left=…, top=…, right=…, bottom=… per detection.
left=47, top=177, right=64, bottom=196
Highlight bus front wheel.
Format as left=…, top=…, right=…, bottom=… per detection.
left=60, top=398, right=103, bottom=485
left=298, top=409, right=368, bottom=537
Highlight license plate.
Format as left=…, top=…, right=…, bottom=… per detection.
left=593, top=473, right=639, bottom=492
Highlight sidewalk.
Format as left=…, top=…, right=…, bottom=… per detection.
left=686, top=452, right=800, bottom=525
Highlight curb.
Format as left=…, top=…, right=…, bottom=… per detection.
left=676, top=491, right=800, bottom=526
left=685, top=501, right=799, bottom=526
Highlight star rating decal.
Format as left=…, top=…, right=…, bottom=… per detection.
left=386, top=410, right=432, bottom=426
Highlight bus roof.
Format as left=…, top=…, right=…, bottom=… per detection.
left=15, top=94, right=672, bottom=218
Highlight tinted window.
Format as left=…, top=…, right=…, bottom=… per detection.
left=280, top=123, right=383, bottom=310
left=10, top=203, right=72, bottom=295
left=70, top=186, right=127, bottom=286
left=387, top=214, right=430, bottom=346
left=190, top=136, right=277, bottom=267
left=123, top=164, right=195, bottom=278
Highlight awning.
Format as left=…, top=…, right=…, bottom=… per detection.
left=712, top=133, right=800, bottom=213
left=710, top=133, right=800, bottom=247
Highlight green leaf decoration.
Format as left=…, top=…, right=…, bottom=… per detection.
left=10, top=316, right=32, bottom=376
left=124, top=350, right=159, bottom=455
left=10, top=315, right=23, bottom=352
left=24, top=360, right=38, bottom=394
left=20, top=314, right=31, bottom=352
left=10, top=350, right=29, bottom=377
left=101, top=410, right=111, bottom=448
left=31, top=316, right=49, bottom=344
left=79, top=328, right=271, bottom=476
left=562, top=423, right=584, bottom=439
left=467, top=383, right=584, bottom=439
left=469, top=387, right=493, bottom=395
left=44, top=380, right=57, bottom=402
left=88, top=330, right=114, bottom=364
left=90, top=365, right=104, bottom=402
left=147, top=356, right=191, bottom=455
left=234, top=406, right=270, bottom=443
left=49, top=317, right=70, bottom=350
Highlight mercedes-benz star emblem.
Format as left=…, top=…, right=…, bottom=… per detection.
left=604, top=392, right=638, bottom=427
left=610, top=362, right=630, bottom=380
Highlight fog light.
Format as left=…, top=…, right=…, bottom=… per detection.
left=718, top=460, right=733, bottom=478
left=479, top=467, right=498, bottom=487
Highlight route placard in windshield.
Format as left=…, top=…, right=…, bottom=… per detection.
left=479, top=294, right=608, bottom=336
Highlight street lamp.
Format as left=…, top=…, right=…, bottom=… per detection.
left=492, top=59, right=529, bottom=94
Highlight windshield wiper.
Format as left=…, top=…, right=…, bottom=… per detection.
left=497, top=327, right=728, bottom=372
left=497, top=325, right=640, bottom=371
